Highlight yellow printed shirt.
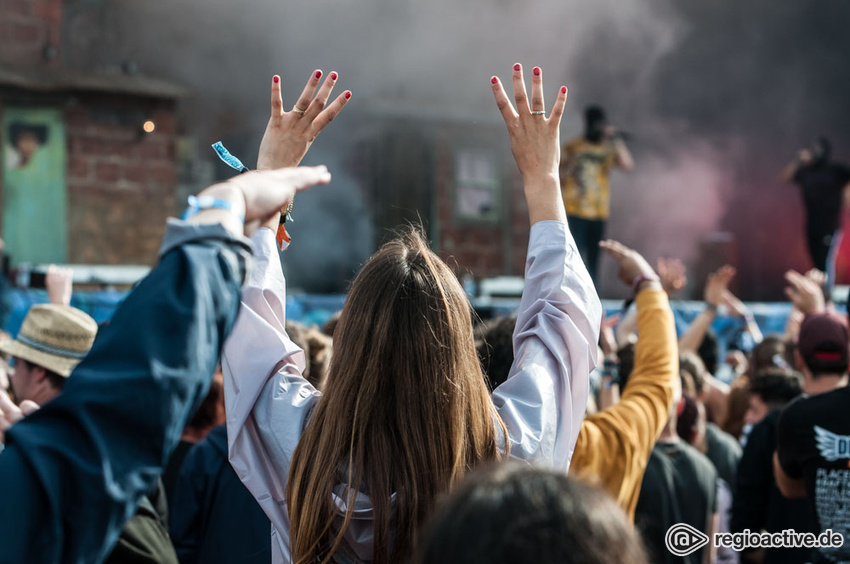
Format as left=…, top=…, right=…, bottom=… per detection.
left=560, top=137, right=618, bottom=220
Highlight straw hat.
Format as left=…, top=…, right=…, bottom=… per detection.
left=0, top=304, right=97, bottom=377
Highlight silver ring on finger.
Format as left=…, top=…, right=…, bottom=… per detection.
left=291, top=108, right=306, bottom=116
left=531, top=110, right=545, bottom=116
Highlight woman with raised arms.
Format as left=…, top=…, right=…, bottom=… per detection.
left=222, top=64, right=602, bottom=564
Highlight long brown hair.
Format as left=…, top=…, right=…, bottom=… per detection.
left=286, top=228, right=507, bottom=564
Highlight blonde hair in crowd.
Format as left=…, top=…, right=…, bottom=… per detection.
left=286, top=228, right=508, bottom=564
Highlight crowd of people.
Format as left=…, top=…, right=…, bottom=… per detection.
left=0, top=64, right=848, bottom=564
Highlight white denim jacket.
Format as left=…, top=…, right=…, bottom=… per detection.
left=222, top=221, right=602, bottom=563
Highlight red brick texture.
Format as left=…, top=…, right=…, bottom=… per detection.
left=433, top=126, right=529, bottom=280
left=0, top=0, right=179, bottom=267
left=0, top=0, right=63, bottom=65
left=65, top=100, right=178, bottom=265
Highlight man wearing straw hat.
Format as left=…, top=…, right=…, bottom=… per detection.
left=0, top=304, right=97, bottom=406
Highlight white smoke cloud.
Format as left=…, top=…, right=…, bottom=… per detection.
left=65, top=0, right=850, bottom=297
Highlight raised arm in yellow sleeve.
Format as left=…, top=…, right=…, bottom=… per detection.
left=570, top=280, right=677, bottom=520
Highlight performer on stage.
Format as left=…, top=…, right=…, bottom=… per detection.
left=782, top=137, right=850, bottom=276
left=559, top=106, right=634, bottom=284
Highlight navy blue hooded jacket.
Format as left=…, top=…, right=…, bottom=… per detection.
left=0, top=220, right=252, bottom=563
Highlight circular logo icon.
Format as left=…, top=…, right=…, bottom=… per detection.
left=665, top=523, right=710, bottom=557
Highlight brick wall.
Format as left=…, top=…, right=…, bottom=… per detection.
left=0, top=0, right=181, bottom=269
left=434, top=126, right=528, bottom=279
left=65, top=97, right=177, bottom=265
left=0, top=0, right=63, bottom=65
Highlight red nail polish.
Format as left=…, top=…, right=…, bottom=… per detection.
left=273, top=76, right=279, bottom=84
left=513, top=63, right=521, bottom=71
left=533, top=67, right=541, bottom=76
left=314, top=70, right=322, bottom=79
left=344, top=91, right=351, bottom=100
left=491, top=76, right=498, bottom=84
left=330, top=72, right=338, bottom=81
left=561, top=86, right=567, bottom=94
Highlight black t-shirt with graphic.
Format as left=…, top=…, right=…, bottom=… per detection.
left=793, top=163, right=850, bottom=233
left=777, top=386, right=850, bottom=563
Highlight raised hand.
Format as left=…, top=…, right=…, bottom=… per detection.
left=46, top=265, right=74, bottom=307
left=491, top=64, right=567, bottom=224
left=233, top=167, right=331, bottom=222
left=785, top=270, right=826, bottom=315
left=657, top=257, right=687, bottom=296
left=599, top=239, right=657, bottom=288
left=804, top=268, right=828, bottom=289
left=704, top=265, right=736, bottom=306
left=257, top=71, right=352, bottom=170
left=187, top=167, right=332, bottom=236
left=600, top=312, right=622, bottom=359
left=0, top=389, right=39, bottom=445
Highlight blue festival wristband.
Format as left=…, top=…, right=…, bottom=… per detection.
left=181, top=195, right=245, bottom=222
left=211, top=141, right=249, bottom=173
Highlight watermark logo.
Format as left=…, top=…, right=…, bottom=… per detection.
left=665, top=524, right=710, bottom=557
left=666, top=525, right=845, bottom=555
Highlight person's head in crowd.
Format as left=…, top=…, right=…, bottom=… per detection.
left=286, top=227, right=505, bottom=563
left=725, top=348, right=748, bottom=378
left=796, top=312, right=849, bottom=394
left=286, top=320, right=313, bottom=384
left=476, top=315, right=517, bottom=391
left=656, top=365, right=685, bottom=443
left=811, top=136, right=831, bottom=165
left=285, top=320, right=333, bottom=390
left=679, top=352, right=707, bottom=397
left=679, top=369, right=697, bottom=399
left=416, top=463, right=647, bottom=564
left=676, top=395, right=707, bottom=451
left=721, top=376, right=751, bottom=440
left=182, top=369, right=226, bottom=443
left=749, top=334, right=795, bottom=375
left=697, top=330, right=719, bottom=377
left=584, top=105, right=608, bottom=144
left=305, top=327, right=333, bottom=390
left=0, top=304, right=97, bottom=405
left=744, top=368, right=803, bottom=426
left=321, top=311, right=341, bottom=338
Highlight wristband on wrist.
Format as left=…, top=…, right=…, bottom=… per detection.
left=182, top=195, right=244, bottom=223
left=631, top=273, right=660, bottom=294
left=210, top=140, right=295, bottom=251
left=705, top=302, right=719, bottom=313
left=211, top=141, right=249, bottom=173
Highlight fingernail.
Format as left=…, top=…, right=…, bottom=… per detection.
left=314, top=70, right=322, bottom=79
left=513, top=63, right=521, bottom=72
left=491, top=76, right=498, bottom=84
left=273, top=75, right=279, bottom=84
left=561, top=86, right=567, bottom=94
left=344, top=91, right=352, bottom=100
left=330, top=71, right=338, bottom=81
left=533, top=67, right=541, bottom=76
